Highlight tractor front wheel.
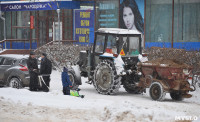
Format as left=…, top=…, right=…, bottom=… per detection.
left=93, top=59, right=121, bottom=95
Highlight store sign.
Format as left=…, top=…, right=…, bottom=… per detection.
left=0, top=1, right=80, bottom=11
left=30, top=16, right=34, bottom=29
left=74, top=10, right=94, bottom=44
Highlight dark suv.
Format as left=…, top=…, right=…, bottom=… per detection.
left=0, top=54, right=30, bottom=88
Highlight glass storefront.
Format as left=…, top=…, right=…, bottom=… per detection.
left=2, top=9, right=73, bottom=49
left=145, top=0, right=172, bottom=48
left=145, top=0, right=200, bottom=50
left=173, top=0, right=200, bottom=49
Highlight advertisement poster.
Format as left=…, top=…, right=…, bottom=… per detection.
left=74, top=10, right=94, bottom=44
left=120, top=0, right=144, bottom=34
left=97, top=1, right=119, bottom=28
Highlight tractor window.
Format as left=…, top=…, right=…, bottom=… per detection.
left=95, top=34, right=105, bottom=53
left=119, top=36, right=140, bottom=56
left=119, top=37, right=129, bottom=55
left=129, top=37, right=140, bottom=55
left=105, top=35, right=117, bottom=54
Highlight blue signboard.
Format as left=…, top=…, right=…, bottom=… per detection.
left=0, top=1, right=80, bottom=11
left=74, top=10, right=94, bottom=44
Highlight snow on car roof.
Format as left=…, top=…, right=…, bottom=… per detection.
left=0, top=54, right=29, bottom=59
left=97, top=28, right=141, bottom=35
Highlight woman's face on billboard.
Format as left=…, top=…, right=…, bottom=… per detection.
left=123, top=7, right=134, bottom=30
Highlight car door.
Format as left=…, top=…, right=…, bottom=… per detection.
left=0, top=57, right=15, bottom=81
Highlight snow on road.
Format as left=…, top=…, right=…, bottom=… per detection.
left=0, top=70, right=200, bottom=122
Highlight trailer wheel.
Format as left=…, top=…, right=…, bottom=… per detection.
left=170, top=92, right=183, bottom=101
left=149, top=82, right=166, bottom=101
left=93, top=59, right=121, bottom=95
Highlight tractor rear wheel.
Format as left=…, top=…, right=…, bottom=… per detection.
left=149, top=82, right=166, bottom=101
left=170, top=92, right=183, bottom=101
left=93, top=59, right=121, bottom=95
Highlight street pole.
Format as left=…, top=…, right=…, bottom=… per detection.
left=57, top=9, right=60, bottom=49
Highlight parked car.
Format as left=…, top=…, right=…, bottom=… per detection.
left=0, top=54, right=30, bottom=88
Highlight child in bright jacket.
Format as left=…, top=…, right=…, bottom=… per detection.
left=62, top=67, right=72, bottom=95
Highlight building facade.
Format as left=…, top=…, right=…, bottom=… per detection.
left=0, top=0, right=200, bottom=50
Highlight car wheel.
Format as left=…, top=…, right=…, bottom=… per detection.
left=9, top=78, right=22, bottom=89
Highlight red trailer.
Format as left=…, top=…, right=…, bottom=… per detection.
left=137, top=58, right=194, bottom=101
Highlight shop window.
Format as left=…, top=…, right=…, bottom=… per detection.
left=145, top=0, right=172, bottom=48
left=13, top=11, right=30, bottom=39
left=174, top=0, right=200, bottom=49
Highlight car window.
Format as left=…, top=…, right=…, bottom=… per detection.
left=0, top=57, right=4, bottom=65
left=19, top=59, right=27, bottom=66
left=2, top=58, right=15, bottom=65
left=95, top=34, right=105, bottom=53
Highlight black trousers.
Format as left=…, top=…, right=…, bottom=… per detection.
left=42, top=76, right=50, bottom=92
left=29, top=72, right=39, bottom=91
left=63, top=86, right=70, bottom=95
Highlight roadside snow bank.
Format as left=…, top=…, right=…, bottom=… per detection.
left=0, top=88, right=113, bottom=110
left=101, top=100, right=199, bottom=122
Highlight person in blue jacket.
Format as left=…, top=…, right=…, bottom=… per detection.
left=62, top=67, right=72, bottom=95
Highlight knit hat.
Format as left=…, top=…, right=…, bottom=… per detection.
left=63, top=67, right=68, bottom=72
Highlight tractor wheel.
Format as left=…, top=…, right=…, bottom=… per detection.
left=149, top=82, right=166, bottom=101
left=170, top=92, right=183, bottom=101
left=123, top=75, right=142, bottom=94
left=93, top=59, right=121, bottom=95
left=68, top=70, right=79, bottom=90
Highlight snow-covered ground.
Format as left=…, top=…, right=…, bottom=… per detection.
left=0, top=70, right=200, bottom=122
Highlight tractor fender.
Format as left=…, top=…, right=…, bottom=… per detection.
left=99, top=54, right=115, bottom=60
left=71, top=65, right=82, bottom=85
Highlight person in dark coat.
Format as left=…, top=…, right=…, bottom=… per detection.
left=62, top=67, right=72, bottom=95
left=40, top=53, right=52, bottom=92
left=27, top=51, right=39, bottom=91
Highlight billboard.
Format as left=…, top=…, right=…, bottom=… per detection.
left=74, top=10, right=94, bottom=44
left=120, top=0, right=144, bottom=34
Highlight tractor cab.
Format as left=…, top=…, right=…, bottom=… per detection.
left=93, top=28, right=142, bottom=69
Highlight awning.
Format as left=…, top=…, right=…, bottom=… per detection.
left=0, top=0, right=80, bottom=11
